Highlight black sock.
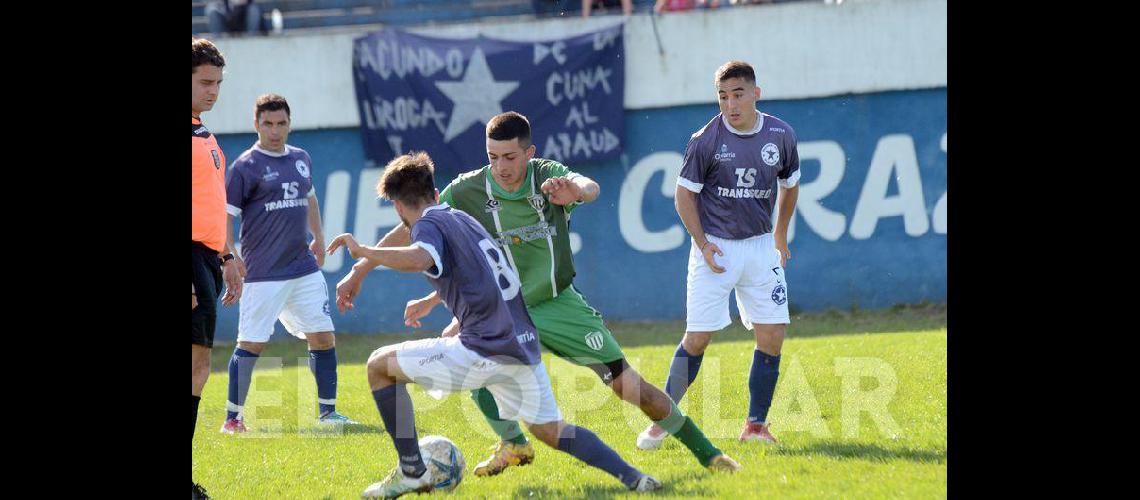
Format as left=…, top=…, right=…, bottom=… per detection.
left=192, top=394, right=201, bottom=442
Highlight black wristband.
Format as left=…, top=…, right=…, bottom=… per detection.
left=221, top=253, right=235, bottom=263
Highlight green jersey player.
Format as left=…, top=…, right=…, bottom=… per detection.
left=336, top=112, right=740, bottom=477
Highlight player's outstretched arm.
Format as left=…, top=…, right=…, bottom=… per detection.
left=327, top=233, right=434, bottom=273
left=541, top=175, right=599, bottom=205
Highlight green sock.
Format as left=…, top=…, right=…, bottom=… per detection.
left=471, top=388, right=528, bottom=445
left=658, top=401, right=721, bottom=467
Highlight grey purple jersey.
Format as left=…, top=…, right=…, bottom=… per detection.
left=677, top=111, right=801, bottom=240
left=225, top=144, right=320, bottom=283
left=411, top=203, right=542, bottom=365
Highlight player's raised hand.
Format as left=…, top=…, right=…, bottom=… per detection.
left=335, top=270, right=363, bottom=313
left=541, top=176, right=581, bottom=206
left=327, top=233, right=364, bottom=260
left=701, top=241, right=726, bottom=273
left=404, top=296, right=438, bottom=328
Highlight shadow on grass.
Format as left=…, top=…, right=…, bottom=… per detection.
left=510, top=482, right=646, bottom=499
left=775, top=441, right=945, bottom=464
left=508, top=468, right=714, bottom=498
left=209, top=303, right=946, bottom=371
left=297, top=423, right=386, bottom=436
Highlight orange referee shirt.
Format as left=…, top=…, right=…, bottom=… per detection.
left=192, top=116, right=227, bottom=253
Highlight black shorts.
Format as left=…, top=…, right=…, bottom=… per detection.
left=191, top=241, right=223, bottom=348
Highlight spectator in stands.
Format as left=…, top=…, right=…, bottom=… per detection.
left=583, top=0, right=633, bottom=17
left=206, top=0, right=265, bottom=36
left=655, top=0, right=695, bottom=12
left=654, top=0, right=723, bottom=13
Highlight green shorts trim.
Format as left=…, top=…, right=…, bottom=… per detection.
left=528, top=285, right=625, bottom=365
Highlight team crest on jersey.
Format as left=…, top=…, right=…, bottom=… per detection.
left=295, top=160, right=310, bottom=178
left=761, top=143, right=780, bottom=166
left=714, top=143, right=736, bottom=162
left=528, top=194, right=546, bottom=211
left=484, top=199, right=501, bottom=213
left=211, top=150, right=221, bottom=169
left=584, top=331, right=605, bottom=351
left=771, top=284, right=787, bottom=305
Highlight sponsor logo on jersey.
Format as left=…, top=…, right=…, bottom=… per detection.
left=714, top=143, right=737, bottom=162
left=497, top=221, right=556, bottom=246
left=761, top=143, right=780, bottom=166
left=768, top=127, right=786, bottom=133
left=716, top=186, right=772, bottom=199
left=528, top=194, right=546, bottom=211
left=585, top=331, right=604, bottom=351
left=295, top=160, right=310, bottom=178
left=771, top=283, right=787, bottom=305
left=211, top=150, right=221, bottom=169
left=262, top=166, right=279, bottom=182
left=484, top=198, right=501, bottom=213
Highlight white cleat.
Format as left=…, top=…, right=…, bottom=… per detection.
left=361, top=467, right=433, bottom=499
left=630, top=474, right=663, bottom=492
left=636, top=423, right=667, bottom=450
left=318, top=411, right=359, bottom=425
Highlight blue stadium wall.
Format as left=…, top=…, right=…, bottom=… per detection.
left=212, top=87, right=946, bottom=339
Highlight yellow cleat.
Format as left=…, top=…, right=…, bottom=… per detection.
left=707, top=453, right=742, bottom=473
left=473, top=441, right=535, bottom=477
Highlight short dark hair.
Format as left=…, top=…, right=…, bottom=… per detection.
left=377, top=152, right=436, bottom=206
left=714, top=60, right=756, bottom=86
left=486, top=112, right=531, bottom=148
left=192, top=37, right=226, bottom=74
left=255, top=94, right=291, bottom=121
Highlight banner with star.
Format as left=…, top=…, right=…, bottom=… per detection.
left=352, top=25, right=625, bottom=178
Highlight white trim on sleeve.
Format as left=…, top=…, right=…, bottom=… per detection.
left=778, top=169, right=801, bottom=189
left=225, top=204, right=242, bottom=216
left=307, top=187, right=316, bottom=197
left=677, top=176, right=704, bottom=193
left=410, top=241, right=443, bottom=279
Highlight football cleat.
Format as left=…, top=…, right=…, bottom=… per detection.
left=472, top=441, right=535, bottom=477
left=219, top=417, right=247, bottom=434
left=739, top=421, right=779, bottom=445
left=361, top=467, right=433, bottom=499
left=707, top=453, right=742, bottom=473
left=629, top=474, right=663, bottom=492
left=636, top=423, right=668, bottom=450
left=318, top=411, right=359, bottom=425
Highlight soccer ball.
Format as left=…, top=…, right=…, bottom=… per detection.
left=419, top=435, right=465, bottom=491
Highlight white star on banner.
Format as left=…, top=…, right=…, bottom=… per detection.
left=435, top=47, right=520, bottom=143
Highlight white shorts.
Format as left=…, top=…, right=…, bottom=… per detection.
left=391, top=336, right=562, bottom=425
left=237, top=270, right=335, bottom=343
left=686, top=233, right=790, bottom=332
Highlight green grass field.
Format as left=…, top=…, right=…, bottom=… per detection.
left=194, top=303, right=946, bottom=499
